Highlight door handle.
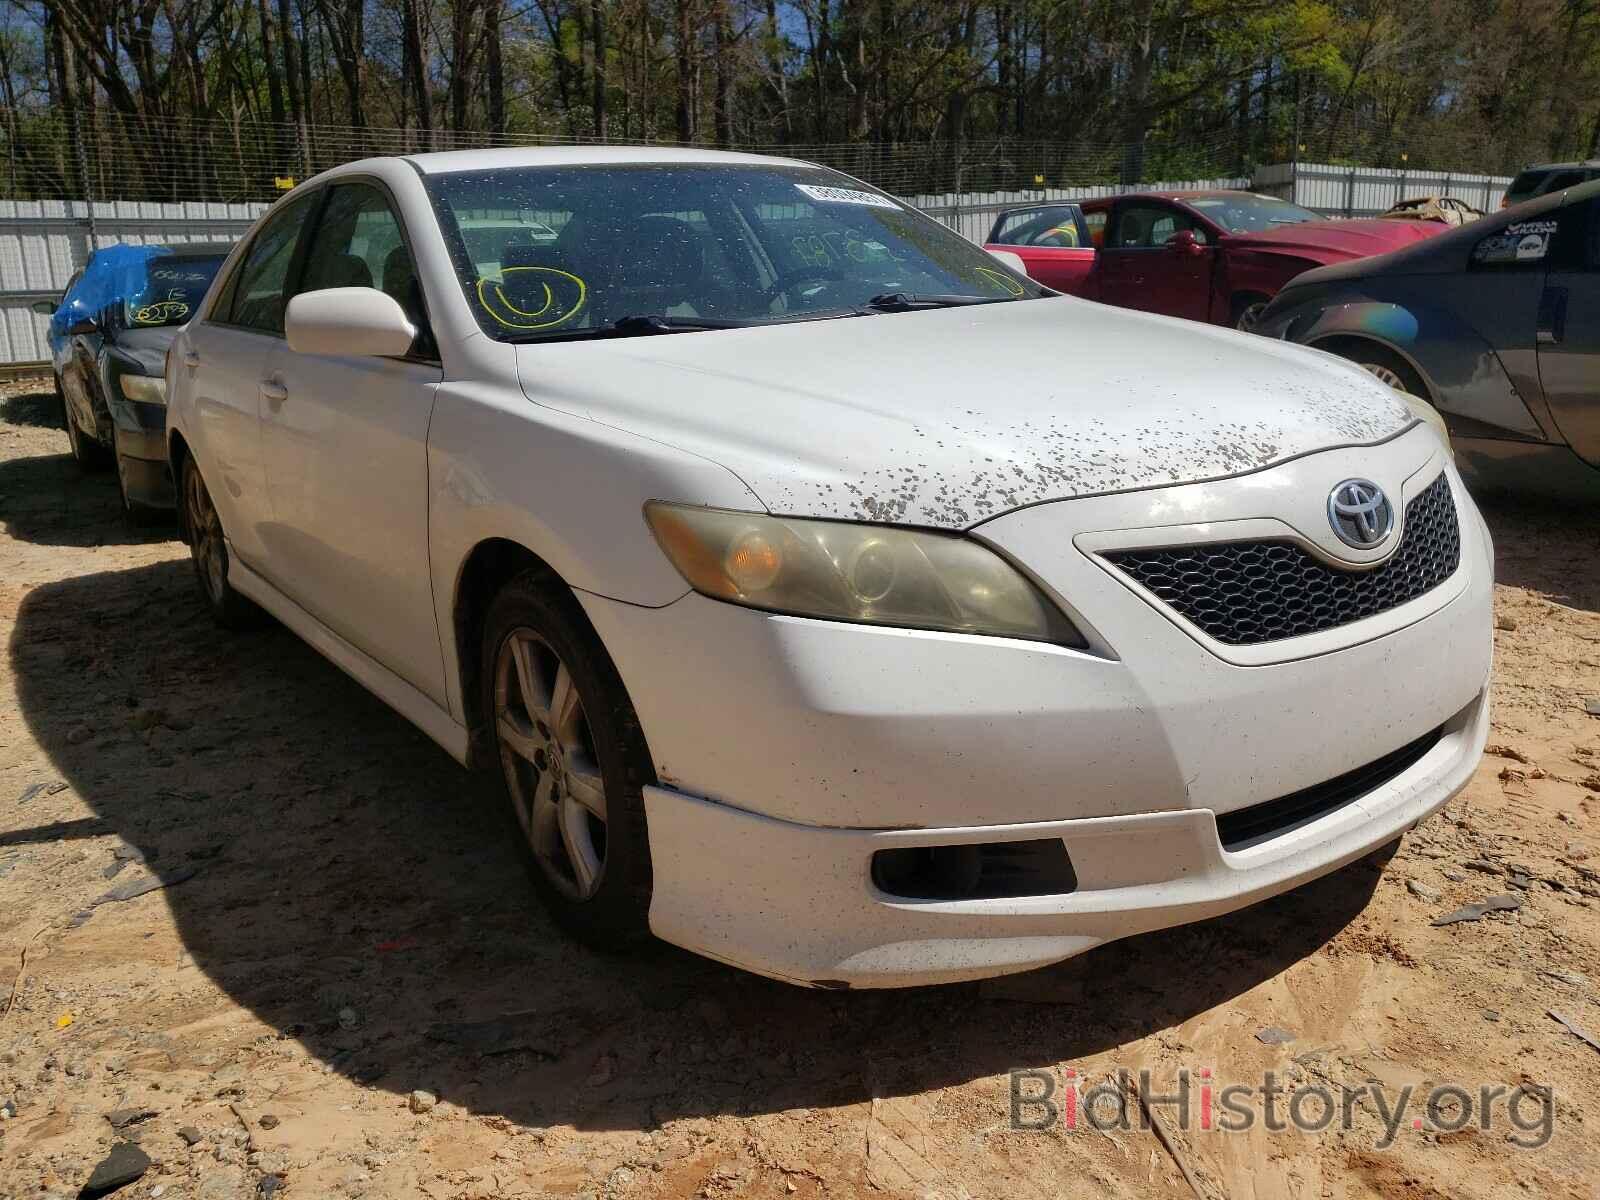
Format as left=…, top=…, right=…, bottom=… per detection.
left=1537, top=286, right=1568, bottom=346
left=259, top=377, right=289, bottom=406
left=182, top=349, right=200, bottom=368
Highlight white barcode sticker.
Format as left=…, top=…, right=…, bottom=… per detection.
left=795, top=184, right=901, bottom=210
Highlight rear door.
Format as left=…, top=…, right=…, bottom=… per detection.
left=257, top=179, right=447, bottom=702
left=983, top=205, right=1096, bottom=294
left=1536, top=195, right=1600, bottom=466
left=1097, top=200, right=1215, bottom=320
left=181, top=190, right=320, bottom=568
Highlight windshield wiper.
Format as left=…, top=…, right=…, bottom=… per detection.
left=514, top=314, right=753, bottom=343
left=862, top=292, right=1013, bottom=311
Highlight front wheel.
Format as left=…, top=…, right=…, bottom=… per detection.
left=1231, top=294, right=1270, bottom=333
left=181, top=456, right=262, bottom=629
left=481, top=571, right=655, bottom=949
left=64, top=398, right=113, bottom=471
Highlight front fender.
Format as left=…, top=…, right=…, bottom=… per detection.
left=427, top=381, right=765, bottom=721
left=1266, top=294, right=1546, bottom=441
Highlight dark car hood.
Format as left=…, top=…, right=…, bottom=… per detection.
left=1223, top=218, right=1444, bottom=262
left=108, top=324, right=182, bottom=375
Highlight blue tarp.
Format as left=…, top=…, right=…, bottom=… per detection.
left=55, top=244, right=170, bottom=328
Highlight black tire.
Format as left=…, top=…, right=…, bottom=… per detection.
left=1231, top=293, right=1271, bottom=333
left=180, top=455, right=264, bottom=629
left=64, top=396, right=113, bottom=471
left=1333, top=342, right=1429, bottom=400
left=479, top=570, right=655, bottom=950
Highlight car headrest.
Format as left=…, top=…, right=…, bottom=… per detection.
left=382, top=246, right=416, bottom=301
left=323, top=253, right=373, bottom=289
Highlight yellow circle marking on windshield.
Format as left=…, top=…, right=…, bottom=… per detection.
left=477, top=266, right=588, bottom=330
left=973, top=267, right=1026, bottom=297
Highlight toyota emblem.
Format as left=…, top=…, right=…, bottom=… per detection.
left=1327, top=479, right=1394, bottom=549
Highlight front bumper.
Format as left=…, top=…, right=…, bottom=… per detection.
left=643, top=687, right=1486, bottom=987
left=577, top=425, right=1492, bottom=985
left=109, top=395, right=175, bottom=510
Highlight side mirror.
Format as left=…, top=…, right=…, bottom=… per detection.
left=286, top=287, right=416, bottom=358
left=68, top=316, right=98, bottom=336
left=30, top=299, right=56, bottom=316
left=986, top=248, right=1028, bottom=275
left=1167, top=230, right=1205, bottom=257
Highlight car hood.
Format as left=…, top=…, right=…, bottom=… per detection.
left=513, top=297, right=1412, bottom=529
left=1222, top=218, right=1444, bottom=262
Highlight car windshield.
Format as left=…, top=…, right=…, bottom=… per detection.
left=1186, top=194, right=1320, bottom=233
left=123, top=252, right=224, bottom=328
left=424, top=162, right=1044, bottom=342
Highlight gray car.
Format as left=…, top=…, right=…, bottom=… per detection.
left=1255, top=180, right=1600, bottom=495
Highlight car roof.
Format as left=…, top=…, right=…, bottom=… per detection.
left=400, top=145, right=815, bottom=175
left=1081, top=189, right=1291, bottom=207
left=1516, top=160, right=1600, bottom=173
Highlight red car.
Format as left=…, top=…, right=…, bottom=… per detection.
left=986, top=191, right=1447, bottom=330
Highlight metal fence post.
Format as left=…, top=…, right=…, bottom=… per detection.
left=1345, top=166, right=1356, bottom=217
left=70, top=108, right=98, bottom=249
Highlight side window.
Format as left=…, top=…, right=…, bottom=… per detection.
left=225, top=192, right=318, bottom=334
left=991, top=207, right=1085, bottom=248
left=297, top=183, right=422, bottom=327
left=1083, top=209, right=1107, bottom=248
left=1110, top=204, right=1202, bottom=249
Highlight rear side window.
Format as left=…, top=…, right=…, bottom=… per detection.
left=222, top=192, right=318, bottom=335
left=1471, top=215, right=1558, bottom=267
left=990, top=206, right=1089, bottom=248
left=1084, top=209, right=1107, bottom=247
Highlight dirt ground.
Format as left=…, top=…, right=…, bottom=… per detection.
left=0, top=377, right=1597, bottom=1200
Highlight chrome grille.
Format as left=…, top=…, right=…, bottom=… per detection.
left=1104, top=472, right=1460, bottom=646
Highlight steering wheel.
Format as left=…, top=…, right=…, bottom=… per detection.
left=762, top=266, right=845, bottom=302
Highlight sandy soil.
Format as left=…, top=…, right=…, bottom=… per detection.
left=0, top=377, right=1597, bottom=1200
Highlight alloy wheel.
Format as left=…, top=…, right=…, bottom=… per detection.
left=494, top=628, right=609, bottom=900
left=1359, top=362, right=1409, bottom=392
left=1235, top=301, right=1267, bottom=333
left=185, top=465, right=227, bottom=604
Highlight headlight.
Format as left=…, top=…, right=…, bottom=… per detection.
left=116, top=372, right=167, bottom=404
left=644, top=502, right=1085, bottom=646
left=1399, top=391, right=1453, bottom=459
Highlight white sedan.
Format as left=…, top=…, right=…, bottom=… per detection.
left=165, top=147, right=1492, bottom=988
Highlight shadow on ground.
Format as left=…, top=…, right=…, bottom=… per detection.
left=11, top=548, right=1386, bottom=1133
left=0, top=443, right=177, bottom=549
left=0, top=385, right=62, bottom=430
left=1478, top=491, right=1600, bottom=614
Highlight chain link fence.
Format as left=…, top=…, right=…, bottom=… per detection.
left=0, top=106, right=1543, bottom=207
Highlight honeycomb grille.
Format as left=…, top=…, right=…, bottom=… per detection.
left=1104, top=472, right=1460, bottom=646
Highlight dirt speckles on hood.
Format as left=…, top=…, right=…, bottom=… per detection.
left=515, top=297, right=1413, bottom=529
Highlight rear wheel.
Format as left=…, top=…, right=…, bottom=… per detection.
left=481, top=571, right=654, bottom=949
left=181, top=456, right=262, bottom=629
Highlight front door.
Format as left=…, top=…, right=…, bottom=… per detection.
left=1536, top=196, right=1600, bottom=467
left=257, top=180, right=447, bottom=703
left=1098, top=201, right=1215, bottom=321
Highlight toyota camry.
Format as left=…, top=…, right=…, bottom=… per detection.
left=164, top=147, right=1492, bottom=988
